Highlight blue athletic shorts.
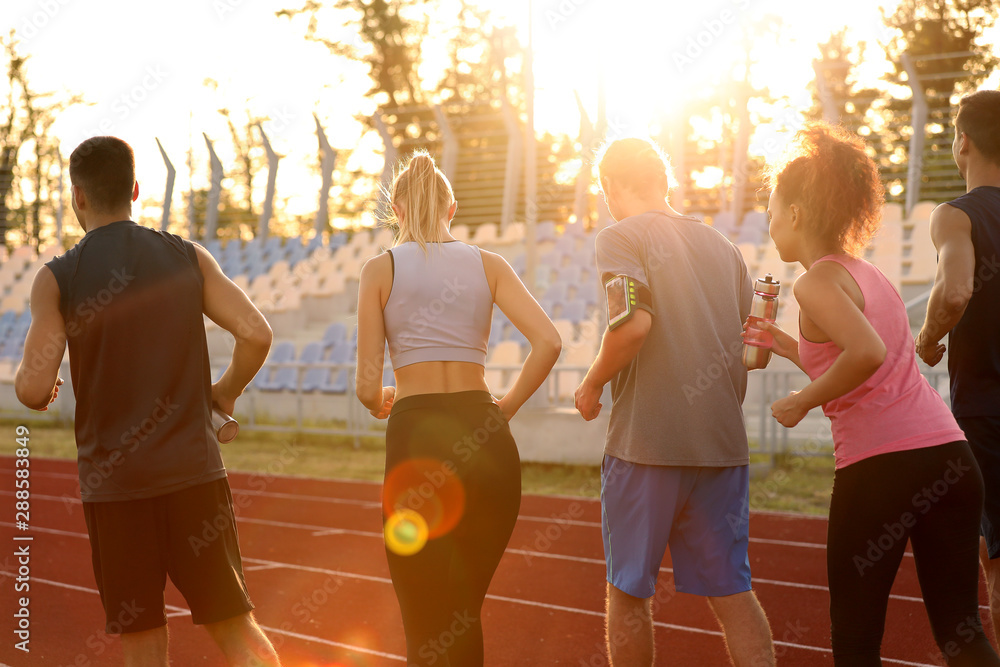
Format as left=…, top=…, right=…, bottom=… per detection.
left=601, top=455, right=753, bottom=599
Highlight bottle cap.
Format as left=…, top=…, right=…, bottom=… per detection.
left=754, top=273, right=781, bottom=296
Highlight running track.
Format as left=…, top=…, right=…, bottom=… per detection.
left=0, top=456, right=991, bottom=666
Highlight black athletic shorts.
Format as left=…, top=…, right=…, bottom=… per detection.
left=960, top=416, right=1000, bottom=559
left=82, top=477, right=254, bottom=634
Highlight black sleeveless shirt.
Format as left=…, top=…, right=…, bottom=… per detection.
left=945, top=186, right=1000, bottom=418
left=46, top=220, right=224, bottom=501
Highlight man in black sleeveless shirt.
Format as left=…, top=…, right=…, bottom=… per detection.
left=917, top=90, right=1000, bottom=641
left=14, top=137, right=280, bottom=665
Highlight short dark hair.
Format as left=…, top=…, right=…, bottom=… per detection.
left=956, top=89, right=1000, bottom=165
left=69, top=136, right=136, bottom=212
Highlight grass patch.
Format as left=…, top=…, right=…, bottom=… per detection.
left=4, top=420, right=834, bottom=515
left=749, top=452, right=834, bottom=516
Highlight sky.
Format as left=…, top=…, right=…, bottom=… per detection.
left=4, top=0, right=999, bottom=233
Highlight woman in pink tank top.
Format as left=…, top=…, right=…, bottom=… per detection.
left=748, top=124, right=998, bottom=666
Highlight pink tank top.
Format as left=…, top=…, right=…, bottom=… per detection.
left=798, top=255, right=965, bottom=469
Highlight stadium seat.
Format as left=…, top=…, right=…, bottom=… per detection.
left=536, top=221, right=558, bottom=244
left=485, top=340, right=522, bottom=396
left=301, top=366, right=328, bottom=393
left=322, top=322, right=347, bottom=349
left=906, top=216, right=937, bottom=284
left=499, top=222, right=525, bottom=245
left=561, top=299, right=587, bottom=324
left=713, top=211, right=736, bottom=238
left=473, top=223, right=499, bottom=245
left=270, top=341, right=296, bottom=364
left=544, top=282, right=569, bottom=303
left=450, top=225, right=470, bottom=243
left=737, top=211, right=769, bottom=245
left=869, top=218, right=903, bottom=289
left=552, top=319, right=576, bottom=353
left=299, top=341, right=323, bottom=364
left=268, top=366, right=299, bottom=392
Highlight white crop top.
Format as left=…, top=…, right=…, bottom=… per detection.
left=382, top=241, right=494, bottom=368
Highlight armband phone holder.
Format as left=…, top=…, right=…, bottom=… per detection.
left=605, top=275, right=636, bottom=330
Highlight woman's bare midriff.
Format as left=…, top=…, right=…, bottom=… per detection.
left=392, top=360, right=491, bottom=400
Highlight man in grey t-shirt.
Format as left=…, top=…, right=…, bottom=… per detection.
left=575, top=138, right=774, bottom=667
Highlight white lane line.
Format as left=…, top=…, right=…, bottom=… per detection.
left=0, top=524, right=947, bottom=665
left=4, top=490, right=839, bottom=554
left=0, top=514, right=933, bottom=605
left=243, top=563, right=287, bottom=573
left=257, top=624, right=405, bottom=662
left=241, top=557, right=937, bottom=666
left=0, top=480, right=836, bottom=551
left=0, top=568, right=402, bottom=659
left=0, top=570, right=190, bottom=617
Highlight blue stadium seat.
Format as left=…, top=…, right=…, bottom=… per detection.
left=321, top=369, right=349, bottom=394
left=301, top=367, right=327, bottom=393
left=269, top=366, right=299, bottom=392
left=536, top=221, right=558, bottom=243
left=328, top=341, right=353, bottom=365
left=713, top=211, right=736, bottom=238
left=253, top=367, right=278, bottom=391
left=270, top=341, right=296, bottom=364
left=330, top=232, right=348, bottom=249
left=557, top=266, right=585, bottom=283
left=299, top=341, right=323, bottom=364
left=204, top=240, right=223, bottom=258
left=221, top=241, right=242, bottom=261
left=544, top=282, right=569, bottom=303
left=561, top=299, right=587, bottom=324
left=578, top=280, right=601, bottom=306
left=738, top=211, right=769, bottom=245
left=322, top=322, right=347, bottom=349
left=554, top=234, right=576, bottom=254
left=501, top=322, right=528, bottom=347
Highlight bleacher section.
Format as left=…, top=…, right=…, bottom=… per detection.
left=0, top=203, right=941, bottom=400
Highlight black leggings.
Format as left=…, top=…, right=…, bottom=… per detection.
left=827, top=441, right=1000, bottom=666
left=383, top=391, right=521, bottom=666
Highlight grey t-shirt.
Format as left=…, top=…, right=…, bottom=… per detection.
left=596, top=210, right=753, bottom=466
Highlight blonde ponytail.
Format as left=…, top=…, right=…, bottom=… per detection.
left=384, top=150, right=456, bottom=253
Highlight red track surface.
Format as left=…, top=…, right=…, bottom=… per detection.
left=0, top=456, right=991, bottom=666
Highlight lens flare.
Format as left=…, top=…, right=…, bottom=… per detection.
left=384, top=508, right=429, bottom=556
left=382, top=458, right=466, bottom=541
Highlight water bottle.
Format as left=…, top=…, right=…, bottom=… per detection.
left=742, top=274, right=781, bottom=370
left=211, top=407, right=239, bottom=443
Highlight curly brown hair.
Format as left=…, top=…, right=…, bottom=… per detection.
left=765, top=123, right=885, bottom=256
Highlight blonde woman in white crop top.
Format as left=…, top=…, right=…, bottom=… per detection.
left=354, top=150, right=560, bottom=666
